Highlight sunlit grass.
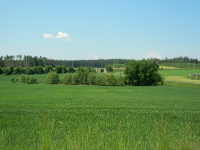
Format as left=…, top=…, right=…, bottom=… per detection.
left=159, top=68, right=200, bottom=76
left=1, top=70, right=200, bottom=149
left=159, top=66, right=177, bottom=69
left=164, top=76, right=200, bottom=84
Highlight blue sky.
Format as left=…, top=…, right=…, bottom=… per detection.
left=0, top=0, right=200, bottom=60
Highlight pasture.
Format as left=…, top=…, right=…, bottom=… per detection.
left=160, top=69, right=200, bottom=85
left=159, top=69, right=200, bottom=76
left=0, top=69, right=200, bottom=149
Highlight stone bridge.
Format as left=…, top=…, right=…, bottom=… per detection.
left=94, top=68, right=106, bottom=73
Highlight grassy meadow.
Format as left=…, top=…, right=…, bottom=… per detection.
left=159, top=69, right=200, bottom=76
left=160, top=69, right=200, bottom=85
left=0, top=69, right=200, bottom=149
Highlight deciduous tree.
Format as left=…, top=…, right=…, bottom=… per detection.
left=46, top=71, right=60, bottom=84
left=45, top=65, right=53, bottom=73
left=105, top=65, right=113, bottom=72
left=124, top=59, right=163, bottom=86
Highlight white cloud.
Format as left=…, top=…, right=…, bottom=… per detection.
left=146, top=52, right=161, bottom=59
left=55, top=32, right=69, bottom=39
left=43, top=32, right=71, bottom=42
left=43, top=34, right=53, bottom=38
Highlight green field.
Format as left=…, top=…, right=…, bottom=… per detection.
left=159, top=69, right=200, bottom=85
left=0, top=70, right=200, bottom=149
left=159, top=63, right=200, bottom=69
left=159, top=69, right=200, bottom=76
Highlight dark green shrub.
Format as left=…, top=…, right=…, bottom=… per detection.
left=77, top=71, right=89, bottom=85
left=4, top=68, right=10, bottom=75
left=37, top=66, right=44, bottom=74
left=87, top=73, right=96, bottom=85
left=154, top=73, right=164, bottom=85
left=33, top=66, right=38, bottom=74
left=105, top=65, right=113, bottom=72
left=19, top=66, right=25, bottom=74
left=105, top=74, right=116, bottom=86
left=71, top=74, right=79, bottom=85
left=4, top=65, right=14, bottom=75
left=11, top=77, right=15, bottom=83
left=55, top=66, right=62, bottom=74
left=13, top=67, right=21, bottom=75
left=19, top=74, right=27, bottom=83
left=124, top=59, right=162, bottom=86
left=3, top=67, right=6, bottom=74
left=62, top=66, right=67, bottom=73
left=68, top=66, right=75, bottom=73
left=124, top=60, right=140, bottom=85
left=18, top=74, right=37, bottom=84
left=9, top=66, right=14, bottom=75
left=26, top=76, right=37, bottom=84
left=25, top=67, right=34, bottom=75
left=117, top=75, right=125, bottom=86
left=45, top=65, right=53, bottom=73
left=85, top=67, right=96, bottom=73
left=74, top=67, right=90, bottom=85
left=61, top=74, right=73, bottom=85
left=0, top=67, right=3, bottom=74
left=77, top=66, right=84, bottom=72
left=95, top=75, right=106, bottom=86
left=46, top=71, right=60, bottom=84
left=33, top=66, right=44, bottom=74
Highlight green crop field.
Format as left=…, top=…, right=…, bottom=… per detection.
left=0, top=70, right=200, bottom=149
left=159, top=69, right=200, bottom=76
left=159, top=63, right=200, bottom=69
left=159, top=69, right=200, bottom=85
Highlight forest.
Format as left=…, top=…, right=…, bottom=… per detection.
left=0, top=55, right=128, bottom=68
left=0, top=55, right=199, bottom=68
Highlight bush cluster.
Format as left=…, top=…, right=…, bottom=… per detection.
left=7, top=60, right=163, bottom=86
left=2, top=65, right=75, bottom=75
left=124, top=59, right=163, bottom=86
left=59, top=66, right=97, bottom=85
left=48, top=61, right=163, bottom=86
left=61, top=73, right=125, bottom=86
left=105, top=65, right=113, bottom=72
left=4, top=66, right=14, bottom=75
left=0, top=67, right=4, bottom=74
left=17, top=74, right=37, bottom=84
left=46, top=71, right=60, bottom=84
left=10, top=77, right=15, bottom=83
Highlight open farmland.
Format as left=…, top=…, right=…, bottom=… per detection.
left=159, top=69, right=200, bottom=85
left=0, top=70, right=200, bottom=149
left=159, top=69, right=200, bottom=76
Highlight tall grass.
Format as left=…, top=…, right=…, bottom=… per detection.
left=0, top=75, right=200, bottom=149
left=1, top=110, right=199, bottom=149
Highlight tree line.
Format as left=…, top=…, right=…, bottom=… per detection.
left=1, top=55, right=199, bottom=69
left=0, top=65, right=81, bottom=75
left=1, top=55, right=199, bottom=74
left=10, top=59, right=163, bottom=86
left=157, top=56, right=199, bottom=64
left=0, top=55, right=128, bottom=68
